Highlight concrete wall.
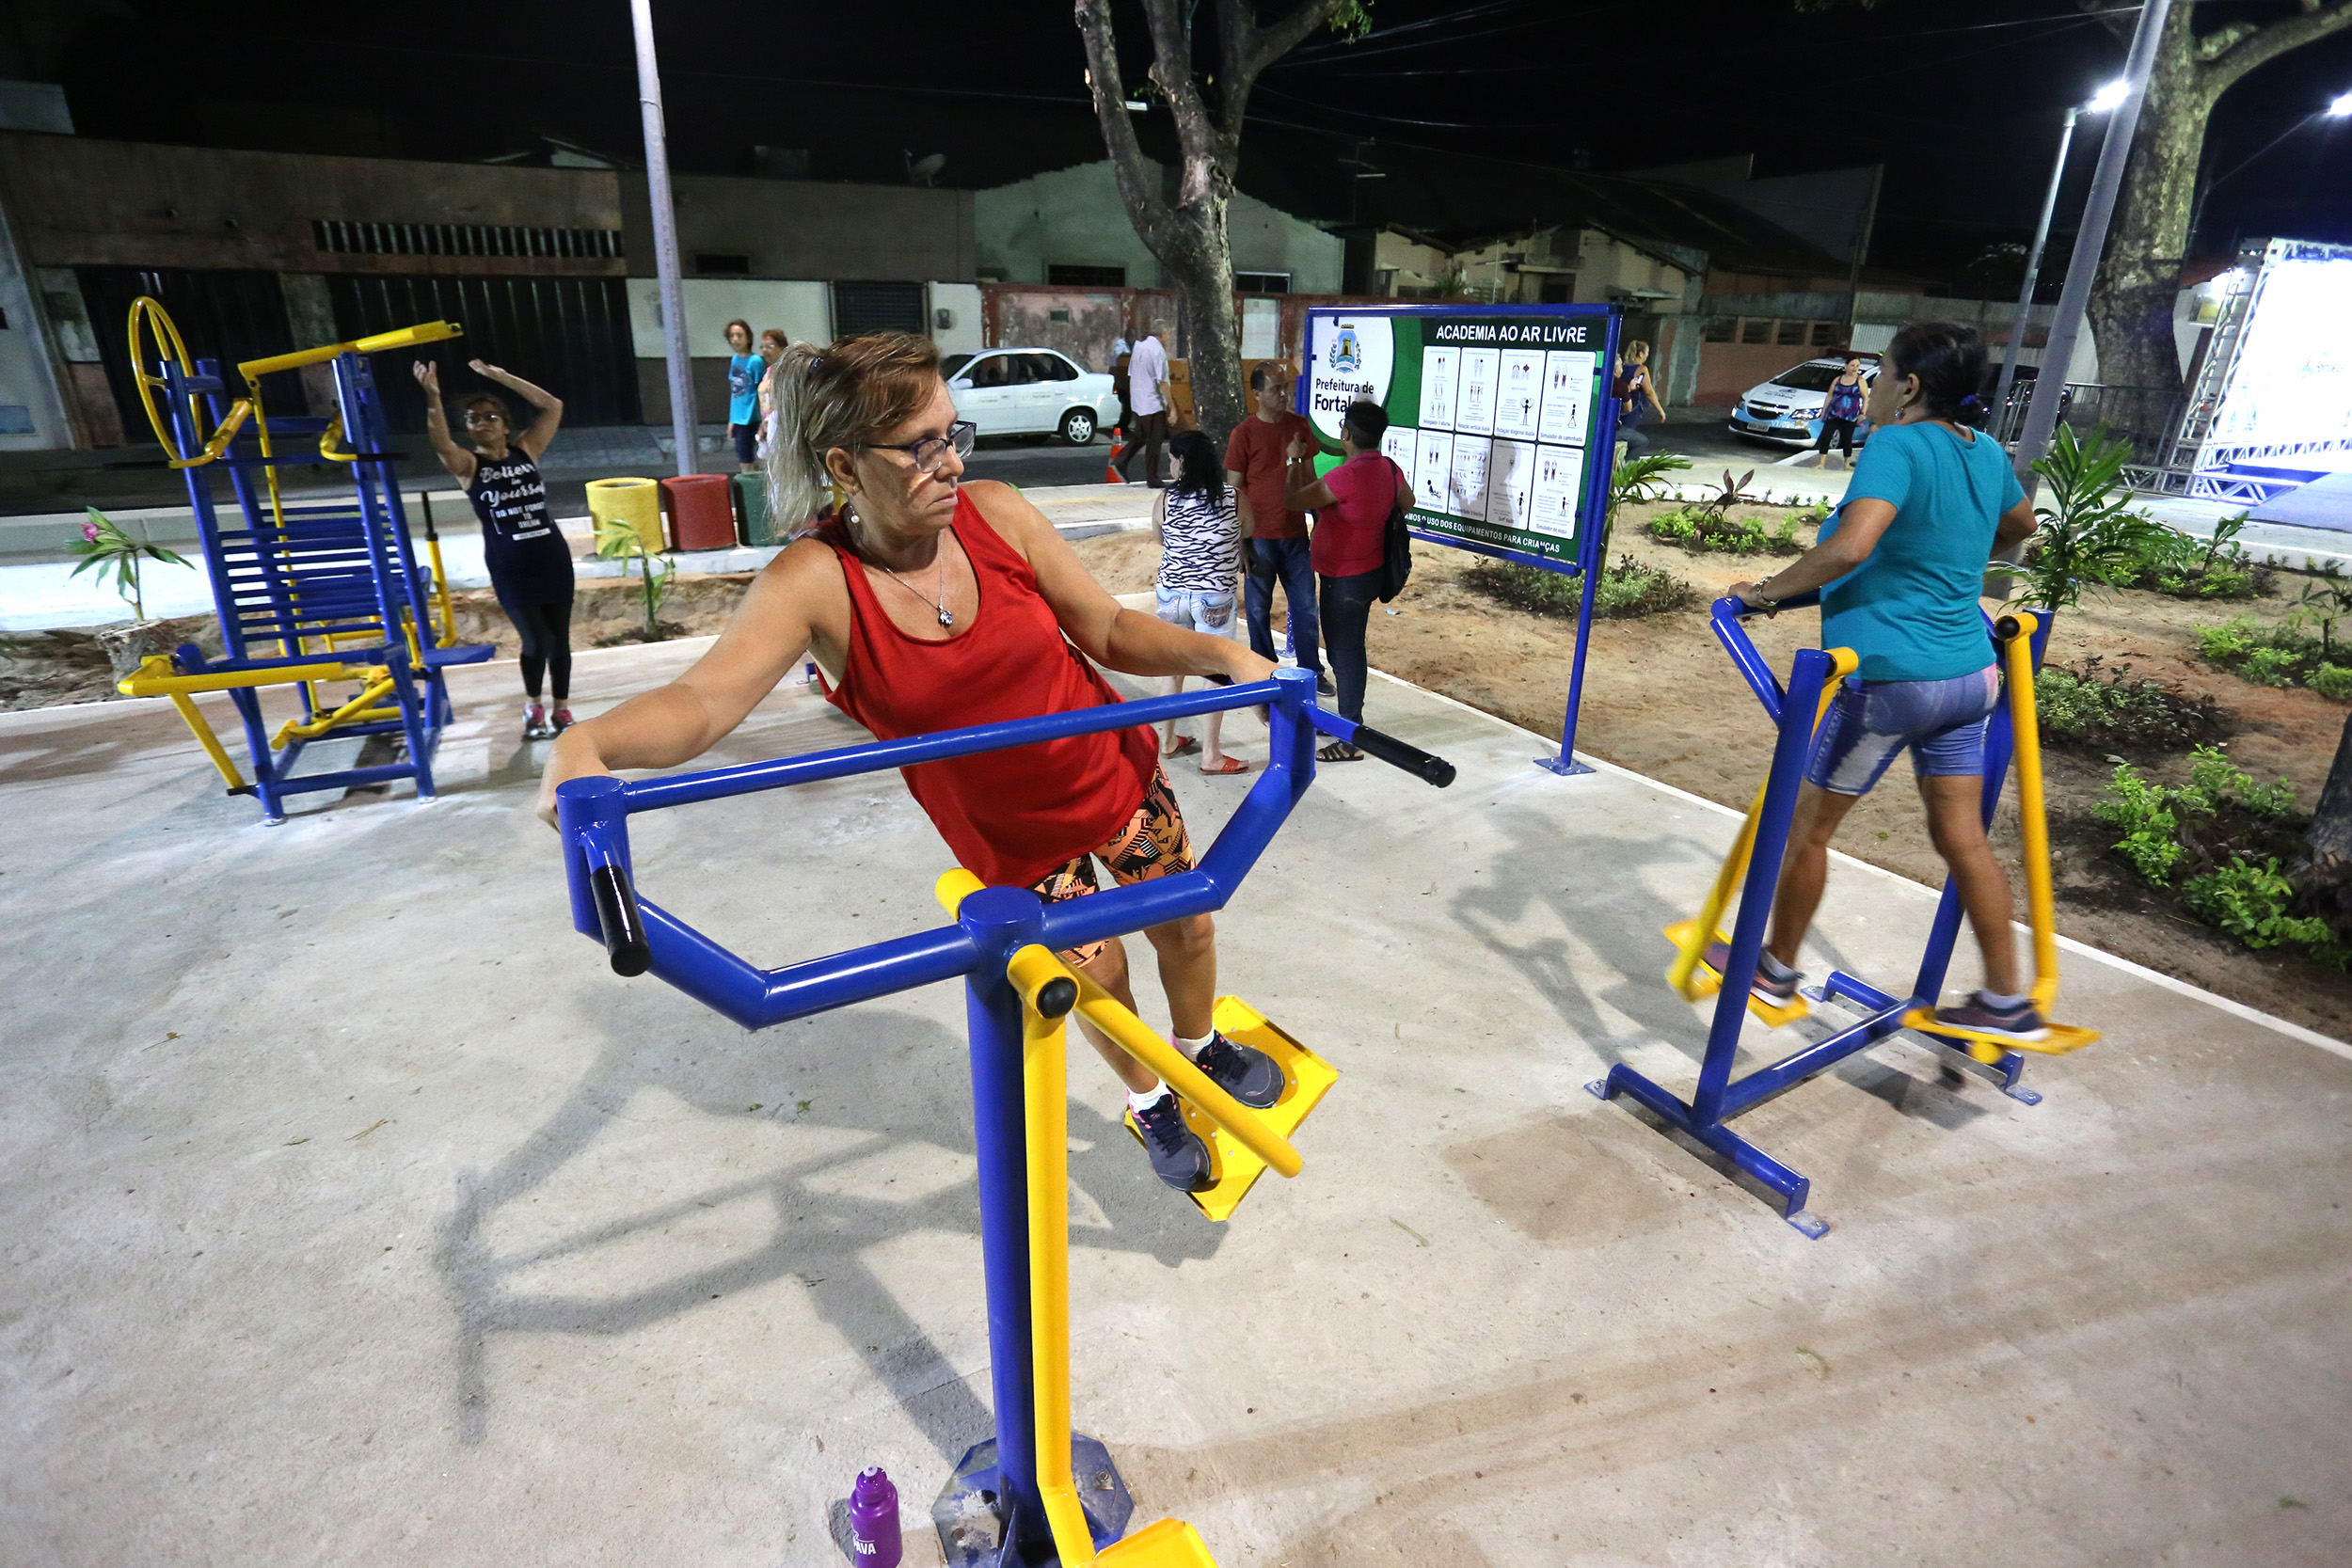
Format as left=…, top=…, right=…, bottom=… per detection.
left=0, top=135, right=625, bottom=276
left=623, top=174, right=976, bottom=286
left=974, top=161, right=1342, bottom=293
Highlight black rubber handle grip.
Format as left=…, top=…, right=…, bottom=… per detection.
left=589, top=863, right=652, bottom=977
left=1352, top=723, right=1456, bottom=788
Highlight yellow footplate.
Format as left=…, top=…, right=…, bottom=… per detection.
left=1900, top=1007, right=2102, bottom=1062
left=1124, top=996, right=1336, bottom=1223
left=1661, top=919, right=1812, bottom=1029
left=1098, top=1517, right=1219, bottom=1566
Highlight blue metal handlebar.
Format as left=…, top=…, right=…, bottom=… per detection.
left=556, top=666, right=1454, bottom=1020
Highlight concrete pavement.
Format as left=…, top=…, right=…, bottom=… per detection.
left=2, top=636, right=2348, bottom=1566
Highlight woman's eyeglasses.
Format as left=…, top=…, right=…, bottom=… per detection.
left=865, top=420, right=977, bottom=475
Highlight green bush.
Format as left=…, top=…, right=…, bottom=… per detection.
left=2117, top=511, right=2272, bottom=601
left=1463, top=554, right=1697, bottom=621
left=2312, top=664, right=2352, bottom=701
left=2197, top=617, right=2261, bottom=661
left=2179, top=859, right=2333, bottom=950
left=1644, top=506, right=1805, bottom=557
left=2034, top=658, right=2223, bottom=752
left=2094, top=765, right=2186, bottom=882
left=2245, top=646, right=2302, bottom=686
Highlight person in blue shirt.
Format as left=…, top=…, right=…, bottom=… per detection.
left=724, top=319, right=763, bottom=474
left=1726, top=322, right=2044, bottom=1039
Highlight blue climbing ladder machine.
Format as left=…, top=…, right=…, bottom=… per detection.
left=115, top=297, right=492, bottom=822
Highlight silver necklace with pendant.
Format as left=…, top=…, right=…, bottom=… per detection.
left=850, top=501, right=956, bottom=627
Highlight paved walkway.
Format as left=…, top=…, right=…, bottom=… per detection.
left=3, top=644, right=2345, bottom=1565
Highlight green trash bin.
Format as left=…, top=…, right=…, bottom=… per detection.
left=734, top=471, right=786, bottom=546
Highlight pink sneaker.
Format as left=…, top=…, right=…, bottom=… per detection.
left=550, top=706, right=575, bottom=733
left=522, top=703, right=554, bottom=741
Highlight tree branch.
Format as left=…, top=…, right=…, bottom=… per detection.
left=2077, top=0, right=2136, bottom=44
left=2198, top=0, right=2352, bottom=91
left=1073, top=0, right=1173, bottom=245
left=1216, top=0, right=1350, bottom=144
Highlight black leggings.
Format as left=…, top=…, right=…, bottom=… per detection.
left=1318, top=568, right=1382, bottom=725
left=1815, top=417, right=1857, bottom=456
left=496, top=589, right=573, bottom=702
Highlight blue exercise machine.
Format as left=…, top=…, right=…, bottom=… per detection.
left=1593, top=594, right=2097, bottom=1238
left=115, top=298, right=492, bottom=822
left=556, top=666, right=1453, bottom=1565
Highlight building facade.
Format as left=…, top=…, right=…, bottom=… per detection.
left=974, top=160, right=1343, bottom=296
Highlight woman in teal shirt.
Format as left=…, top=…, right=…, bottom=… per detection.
left=1727, top=322, right=2042, bottom=1038
left=724, top=319, right=764, bottom=473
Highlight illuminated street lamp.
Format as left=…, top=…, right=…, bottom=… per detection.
left=1991, top=82, right=2131, bottom=429
left=2328, top=90, right=2352, bottom=117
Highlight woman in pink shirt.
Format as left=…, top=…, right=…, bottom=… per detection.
left=1282, top=399, right=1411, bottom=761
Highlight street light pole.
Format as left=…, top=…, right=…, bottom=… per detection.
left=1992, top=105, right=2079, bottom=431
left=629, top=0, right=697, bottom=480
left=2010, top=0, right=2174, bottom=488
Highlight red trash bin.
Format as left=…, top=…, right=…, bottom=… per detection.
left=660, top=473, right=739, bottom=551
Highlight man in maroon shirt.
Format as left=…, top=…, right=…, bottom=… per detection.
left=1223, top=364, right=1334, bottom=695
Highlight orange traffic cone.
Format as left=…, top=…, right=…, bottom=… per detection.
left=1104, top=437, right=1125, bottom=483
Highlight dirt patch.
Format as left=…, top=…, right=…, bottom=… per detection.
left=1062, top=507, right=2352, bottom=1039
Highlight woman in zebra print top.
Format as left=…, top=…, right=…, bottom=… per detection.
left=1153, top=428, right=1249, bottom=775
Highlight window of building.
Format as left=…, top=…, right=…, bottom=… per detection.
left=1740, top=318, right=1772, bottom=344
left=1776, top=319, right=1805, bottom=346
left=1810, top=321, right=1839, bottom=347
left=1374, top=268, right=1397, bottom=294
left=310, top=219, right=623, bottom=261
left=1048, top=307, right=1072, bottom=324
left=1234, top=272, right=1291, bottom=293
left=1704, top=316, right=1735, bottom=343
left=1047, top=264, right=1125, bottom=287
left=831, top=280, right=927, bottom=337
left=1537, top=275, right=1575, bottom=304
left=694, top=253, right=752, bottom=275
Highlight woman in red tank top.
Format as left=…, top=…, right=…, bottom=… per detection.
left=539, top=333, right=1282, bottom=1195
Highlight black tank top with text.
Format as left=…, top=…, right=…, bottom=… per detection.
left=467, top=448, right=574, bottom=598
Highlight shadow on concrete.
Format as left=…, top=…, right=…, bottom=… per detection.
left=435, top=1006, right=1231, bottom=1463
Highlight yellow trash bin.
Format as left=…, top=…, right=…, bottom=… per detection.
left=585, top=476, right=667, bottom=554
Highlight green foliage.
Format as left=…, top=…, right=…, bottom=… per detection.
left=2094, top=742, right=2352, bottom=968
left=2312, top=664, right=2352, bottom=701
left=2114, top=511, right=2271, bottom=600
left=1464, top=554, right=1696, bottom=621
left=593, top=513, right=677, bottom=642
left=67, top=506, right=191, bottom=623
left=2013, top=423, right=2181, bottom=612
left=1603, top=451, right=1692, bottom=553
left=1645, top=506, right=1807, bottom=557
left=2094, top=765, right=2185, bottom=882
left=2033, top=657, right=2223, bottom=752
left=2179, top=860, right=2333, bottom=950
left=2195, top=610, right=2352, bottom=698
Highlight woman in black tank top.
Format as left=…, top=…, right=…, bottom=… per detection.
left=417, top=358, right=573, bottom=740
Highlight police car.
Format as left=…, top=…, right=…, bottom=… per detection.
left=1728, top=354, right=1879, bottom=448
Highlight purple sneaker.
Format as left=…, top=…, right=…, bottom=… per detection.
left=1705, top=941, right=1799, bottom=1006
left=1933, top=992, right=2049, bottom=1042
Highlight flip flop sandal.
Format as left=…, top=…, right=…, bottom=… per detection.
left=1317, top=741, right=1364, bottom=763
left=1163, top=736, right=1200, bottom=758
left=1199, top=755, right=1252, bottom=775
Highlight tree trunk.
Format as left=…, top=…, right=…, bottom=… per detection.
left=2087, top=1, right=2207, bottom=400
left=1163, top=208, right=1244, bottom=447
left=2306, top=710, right=2352, bottom=865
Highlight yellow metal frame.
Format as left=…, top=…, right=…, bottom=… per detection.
left=1901, top=611, right=2101, bottom=1060
left=117, top=653, right=389, bottom=791
left=1664, top=646, right=1861, bottom=1028
left=1008, top=943, right=1222, bottom=1568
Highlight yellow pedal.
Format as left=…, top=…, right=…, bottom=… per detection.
left=1124, top=996, right=1335, bottom=1223
left=1097, top=1517, right=1219, bottom=1566
left=1900, top=1006, right=2101, bottom=1061
left=1661, top=919, right=1811, bottom=1028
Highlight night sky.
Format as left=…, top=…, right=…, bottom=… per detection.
left=12, top=0, right=2352, bottom=284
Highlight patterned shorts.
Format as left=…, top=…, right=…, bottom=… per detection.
left=1030, top=768, right=1197, bottom=965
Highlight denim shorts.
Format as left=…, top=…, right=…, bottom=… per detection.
left=1155, top=587, right=1236, bottom=636
left=1805, top=666, right=2000, bottom=797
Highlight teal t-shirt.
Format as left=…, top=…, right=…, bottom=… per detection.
left=1819, top=421, right=2021, bottom=681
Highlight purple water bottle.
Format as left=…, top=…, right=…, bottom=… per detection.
left=849, top=1466, right=901, bottom=1567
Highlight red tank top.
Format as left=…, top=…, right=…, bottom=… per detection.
left=814, top=492, right=1157, bottom=888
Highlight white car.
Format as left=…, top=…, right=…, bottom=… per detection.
left=943, top=348, right=1120, bottom=445
left=1728, top=354, right=1880, bottom=447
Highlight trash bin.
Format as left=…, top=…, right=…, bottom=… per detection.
left=661, top=473, right=738, bottom=552
left=733, top=471, right=786, bottom=546
left=585, top=477, right=665, bottom=554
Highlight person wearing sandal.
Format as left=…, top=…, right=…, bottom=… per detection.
left=1153, top=429, right=1251, bottom=776
left=1283, top=399, right=1412, bottom=763
left=537, top=332, right=1286, bottom=1197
